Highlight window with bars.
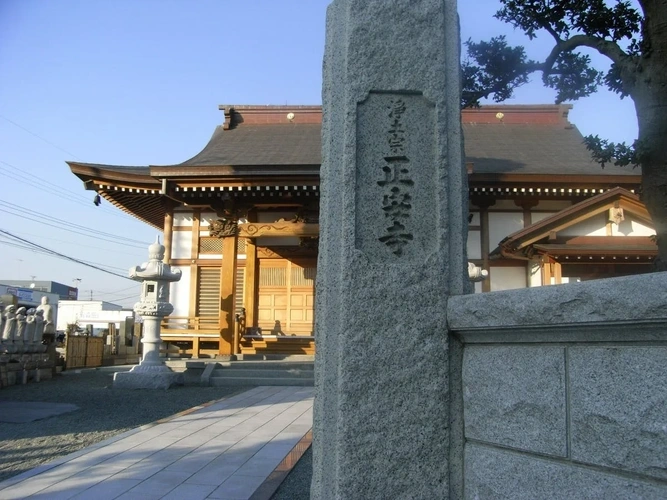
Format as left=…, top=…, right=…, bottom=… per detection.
left=195, top=266, right=246, bottom=324
left=196, top=268, right=220, bottom=326
left=198, top=237, right=247, bottom=255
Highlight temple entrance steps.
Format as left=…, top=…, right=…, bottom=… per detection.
left=165, top=357, right=314, bottom=387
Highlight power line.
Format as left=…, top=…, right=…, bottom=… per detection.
left=0, top=237, right=129, bottom=273
left=0, top=229, right=133, bottom=280
left=0, top=200, right=150, bottom=247
left=7, top=230, right=144, bottom=257
left=0, top=159, right=138, bottom=221
left=0, top=114, right=83, bottom=160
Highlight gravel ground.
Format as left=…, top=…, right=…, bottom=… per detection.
left=0, top=367, right=251, bottom=483
left=270, top=447, right=312, bottom=500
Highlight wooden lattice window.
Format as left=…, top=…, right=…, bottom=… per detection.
left=199, top=237, right=223, bottom=254
left=196, top=267, right=220, bottom=326
left=235, top=267, right=245, bottom=314
left=291, top=267, right=316, bottom=287
left=259, top=266, right=287, bottom=287
left=198, top=237, right=246, bottom=255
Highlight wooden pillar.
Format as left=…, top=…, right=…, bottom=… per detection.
left=553, top=260, right=563, bottom=285
left=163, top=209, right=174, bottom=264
left=473, top=199, right=495, bottom=293
left=189, top=211, right=200, bottom=322
left=541, top=256, right=553, bottom=286
left=244, top=238, right=258, bottom=331
left=218, top=234, right=238, bottom=355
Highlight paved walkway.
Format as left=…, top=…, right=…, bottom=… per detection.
left=0, top=386, right=314, bottom=500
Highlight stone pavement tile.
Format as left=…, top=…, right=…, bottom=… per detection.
left=115, top=470, right=192, bottom=500
left=185, top=462, right=241, bottom=487
left=253, top=443, right=296, bottom=460
left=208, top=474, right=266, bottom=500
left=69, top=478, right=142, bottom=500
left=25, top=471, right=114, bottom=500
left=233, top=456, right=282, bottom=478
left=162, top=448, right=221, bottom=474
left=161, top=482, right=218, bottom=500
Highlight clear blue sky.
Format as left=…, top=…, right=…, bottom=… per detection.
left=0, top=0, right=639, bottom=307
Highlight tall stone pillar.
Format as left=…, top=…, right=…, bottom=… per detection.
left=313, top=1, right=467, bottom=498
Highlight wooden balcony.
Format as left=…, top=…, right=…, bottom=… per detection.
left=159, top=316, right=316, bottom=358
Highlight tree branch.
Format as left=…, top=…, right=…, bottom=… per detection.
left=541, top=34, right=633, bottom=72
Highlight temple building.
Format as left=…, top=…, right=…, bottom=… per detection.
left=68, top=104, right=656, bottom=357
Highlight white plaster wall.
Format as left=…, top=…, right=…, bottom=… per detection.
left=258, top=211, right=297, bottom=222
left=534, top=200, right=572, bottom=210
left=199, top=254, right=223, bottom=260
left=172, top=231, right=193, bottom=259
left=529, top=263, right=543, bottom=287
left=610, top=217, right=656, bottom=237
left=490, top=266, right=526, bottom=291
left=173, top=211, right=194, bottom=227
left=531, top=212, right=557, bottom=224
left=488, top=213, right=524, bottom=250
left=560, top=214, right=607, bottom=237
left=200, top=212, right=217, bottom=226
left=469, top=212, right=480, bottom=225
left=170, top=267, right=191, bottom=319
left=485, top=200, right=519, bottom=210
left=467, top=230, right=481, bottom=259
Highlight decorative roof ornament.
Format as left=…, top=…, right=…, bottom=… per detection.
left=210, top=219, right=238, bottom=239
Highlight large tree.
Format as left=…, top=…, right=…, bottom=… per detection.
left=462, top=0, right=667, bottom=270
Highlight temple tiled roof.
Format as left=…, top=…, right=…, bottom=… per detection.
left=68, top=104, right=640, bottom=177
left=178, top=123, right=322, bottom=167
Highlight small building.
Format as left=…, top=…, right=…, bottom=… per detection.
left=1, top=280, right=78, bottom=301
left=68, top=104, right=656, bottom=357
left=56, top=300, right=133, bottom=337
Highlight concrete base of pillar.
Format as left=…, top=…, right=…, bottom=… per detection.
left=112, top=366, right=183, bottom=389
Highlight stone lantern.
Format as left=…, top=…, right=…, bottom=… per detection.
left=113, top=237, right=182, bottom=389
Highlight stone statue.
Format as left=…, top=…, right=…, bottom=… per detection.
left=33, top=309, right=45, bottom=343
left=0, top=301, right=5, bottom=340
left=15, top=307, right=27, bottom=344
left=468, top=262, right=489, bottom=282
left=2, top=304, right=17, bottom=342
left=36, top=296, right=55, bottom=342
left=25, top=308, right=37, bottom=347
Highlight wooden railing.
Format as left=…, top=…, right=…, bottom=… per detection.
left=160, top=316, right=219, bottom=333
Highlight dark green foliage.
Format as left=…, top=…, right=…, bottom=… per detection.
left=462, top=0, right=646, bottom=166
left=582, top=135, right=639, bottom=167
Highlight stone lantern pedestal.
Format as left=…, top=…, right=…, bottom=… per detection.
left=113, top=238, right=183, bottom=390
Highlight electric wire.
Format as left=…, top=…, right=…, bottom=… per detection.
left=0, top=114, right=83, bottom=160
left=0, top=201, right=150, bottom=248
left=0, top=230, right=133, bottom=280
left=0, top=161, right=135, bottom=221
left=8, top=230, right=145, bottom=257
left=0, top=238, right=130, bottom=273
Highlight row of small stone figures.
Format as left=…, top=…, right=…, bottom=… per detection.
left=1, top=304, right=48, bottom=351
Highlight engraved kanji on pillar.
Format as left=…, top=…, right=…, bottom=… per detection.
left=355, top=91, right=436, bottom=262
left=378, top=98, right=414, bottom=256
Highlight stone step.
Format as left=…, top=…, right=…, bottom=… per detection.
left=211, top=368, right=314, bottom=379
left=209, top=376, right=314, bottom=387
left=215, top=361, right=314, bottom=371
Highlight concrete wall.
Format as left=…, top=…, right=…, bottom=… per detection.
left=448, top=272, right=667, bottom=499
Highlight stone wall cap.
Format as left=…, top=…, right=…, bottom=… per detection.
left=447, top=272, right=667, bottom=330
